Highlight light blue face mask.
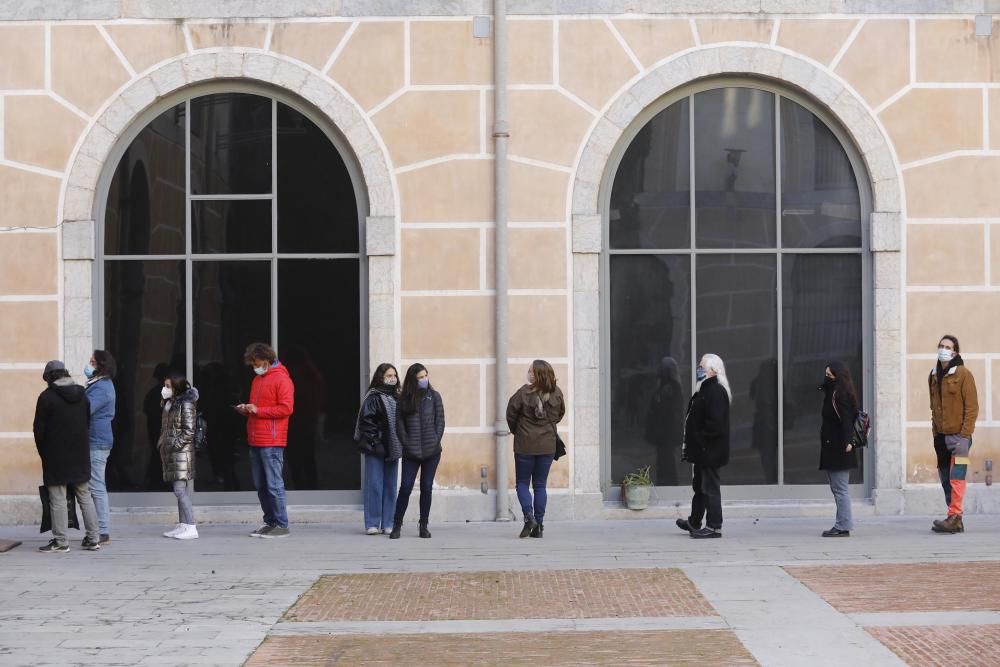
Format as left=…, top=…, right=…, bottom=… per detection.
left=84, top=365, right=96, bottom=378
left=695, top=367, right=707, bottom=382
left=417, top=377, right=429, bottom=389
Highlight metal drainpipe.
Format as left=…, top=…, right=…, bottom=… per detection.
left=493, top=0, right=511, bottom=522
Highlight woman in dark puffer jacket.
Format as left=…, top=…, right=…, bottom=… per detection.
left=390, top=363, right=445, bottom=539
left=158, top=372, right=199, bottom=540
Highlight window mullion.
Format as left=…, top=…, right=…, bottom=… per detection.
left=271, top=98, right=279, bottom=355
left=775, top=94, right=785, bottom=487
left=689, top=93, right=697, bottom=392
left=184, top=98, right=194, bottom=386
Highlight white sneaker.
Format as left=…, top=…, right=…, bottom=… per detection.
left=172, top=524, right=199, bottom=540
left=163, top=523, right=184, bottom=538
left=365, top=527, right=379, bottom=535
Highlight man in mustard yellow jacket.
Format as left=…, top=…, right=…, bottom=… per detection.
left=928, top=335, right=979, bottom=534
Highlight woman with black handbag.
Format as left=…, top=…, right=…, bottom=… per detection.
left=506, top=359, right=566, bottom=539
left=353, top=363, right=402, bottom=535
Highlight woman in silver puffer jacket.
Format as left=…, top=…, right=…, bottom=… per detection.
left=158, top=372, right=199, bottom=540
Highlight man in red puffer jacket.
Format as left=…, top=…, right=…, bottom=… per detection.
left=236, top=342, right=295, bottom=538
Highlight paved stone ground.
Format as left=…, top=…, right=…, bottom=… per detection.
left=1, top=514, right=1000, bottom=666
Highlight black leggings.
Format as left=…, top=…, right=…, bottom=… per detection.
left=394, top=452, right=441, bottom=523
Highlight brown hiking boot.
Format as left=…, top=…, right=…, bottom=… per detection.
left=932, top=514, right=964, bottom=534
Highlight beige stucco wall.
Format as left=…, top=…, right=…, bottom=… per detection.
left=0, top=11, right=997, bottom=515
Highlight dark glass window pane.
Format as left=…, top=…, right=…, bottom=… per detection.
left=191, top=93, right=272, bottom=195
left=104, top=104, right=186, bottom=255
left=781, top=100, right=862, bottom=248
left=104, top=260, right=186, bottom=491
left=696, top=254, right=778, bottom=484
left=782, top=254, right=864, bottom=484
left=277, top=104, right=359, bottom=254
left=610, top=100, right=690, bottom=249
left=609, top=255, right=692, bottom=486
left=695, top=88, right=776, bottom=249
left=192, top=261, right=271, bottom=492
left=278, top=260, right=361, bottom=490
left=192, top=200, right=271, bottom=254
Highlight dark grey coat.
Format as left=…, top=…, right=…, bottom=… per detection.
left=396, top=388, right=445, bottom=461
left=158, top=387, right=198, bottom=482
left=33, top=378, right=92, bottom=486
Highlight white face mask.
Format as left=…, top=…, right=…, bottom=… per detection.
left=161, top=387, right=173, bottom=400
left=938, top=347, right=954, bottom=363
left=384, top=376, right=397, bottom=386
left=253, top=365, right=268, bottom=376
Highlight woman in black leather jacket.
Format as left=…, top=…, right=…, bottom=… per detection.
left=354, top=363, right=402, bottom=535
left=158, top=372, right=199, bottom=540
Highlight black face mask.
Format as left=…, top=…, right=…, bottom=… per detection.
left=822, top=377, right=836, bottom=390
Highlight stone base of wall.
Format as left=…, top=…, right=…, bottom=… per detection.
left=4, top=487, right=998, bottom=526
left=895, top=485, right=1000, bottom=516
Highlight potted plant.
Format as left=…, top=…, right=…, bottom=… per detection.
left=621, top=465, right=653, bottom=510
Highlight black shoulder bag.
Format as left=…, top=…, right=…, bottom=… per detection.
left=543, top=395, right=566, bottom=461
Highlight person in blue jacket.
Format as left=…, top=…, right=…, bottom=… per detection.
left=85, top=350, right=116, bottom=545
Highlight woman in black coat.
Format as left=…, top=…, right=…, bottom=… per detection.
left=389, top=363, right=445, bottom=539
left=354, top=363, right=402, bottom=535
left=676, top=354, right=731, bottom=539
left=33, top=361, right=101, bottom=552
left=819, top=360, right=859, bottom=537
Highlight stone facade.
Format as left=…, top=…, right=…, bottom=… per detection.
left=1, top=4, right=998, bottom=519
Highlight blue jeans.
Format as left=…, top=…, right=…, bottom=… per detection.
left=249, top=446, right=288, bottom=528
left=89, top=448, right=111, bottom=534
left=515, top=453, right=554, bottom=523
left=364, top=454, right=398, bottom=531
left=394, top=452, right=441, bottom=524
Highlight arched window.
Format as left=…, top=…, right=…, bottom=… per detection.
left=606, top=83, right=868, bottom=492
left=100, top=90, right=365, bottom=497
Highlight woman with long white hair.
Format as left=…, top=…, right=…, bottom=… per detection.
left=676, top=353, right=731, bottom=539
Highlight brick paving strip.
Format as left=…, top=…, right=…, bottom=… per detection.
left=245, top=630, right=759, bottom=667
left=784, top=561, right=1000, bottom=613
left=271, top=616, right=729, bottom=636
left=283, top=568, right=716, bottom=622
left=866, top=625, right=1000, bottom=667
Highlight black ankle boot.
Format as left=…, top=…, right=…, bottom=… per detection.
left=418, top=522, right=431, bottom=538
left=530, top=523, right=543, bottom=538
left=389, top=520, right=402, bottom=539
left=519, top=517, right=537, bottom=538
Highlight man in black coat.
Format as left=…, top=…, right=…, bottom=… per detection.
left=676, top=354, right=731, bottom=539
left=33, top=360, right=101, bottom=553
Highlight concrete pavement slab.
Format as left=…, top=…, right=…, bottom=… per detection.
left=1, top=515, right=999, bottom=666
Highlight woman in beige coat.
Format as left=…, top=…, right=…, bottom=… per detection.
left=506, top=359, right=565, bottom=539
